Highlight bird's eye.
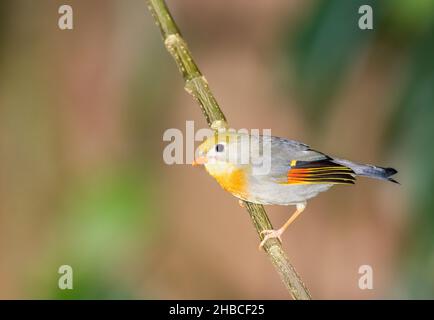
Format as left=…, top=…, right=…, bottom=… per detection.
left=215, top=144, right=225, bottom=153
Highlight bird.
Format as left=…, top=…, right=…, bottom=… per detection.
left=192, top=131, right=398, bottom=249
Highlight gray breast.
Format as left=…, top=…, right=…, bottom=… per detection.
left=246, top=175, right=333, bottom=205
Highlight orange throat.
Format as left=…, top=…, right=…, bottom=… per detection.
left=205, top=163, right=247, bottom=199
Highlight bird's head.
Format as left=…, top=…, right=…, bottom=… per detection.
left=193, top=131, right=250, bottom=177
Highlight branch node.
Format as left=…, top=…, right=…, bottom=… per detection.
left=211, top=120, right=228, bottom=130
left=164, top=33, right=180, bottom=49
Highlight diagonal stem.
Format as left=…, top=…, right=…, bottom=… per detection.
left=146, top=0, right=311, bottom=300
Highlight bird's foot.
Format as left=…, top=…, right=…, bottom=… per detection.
left=238, top=200, right=246, bottom=208
left=258, top=229, right=283, bottom=250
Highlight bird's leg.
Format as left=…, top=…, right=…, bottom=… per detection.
left=238, top=200, right=246, bottom=208
left=259, top=202, right=306, bottom=250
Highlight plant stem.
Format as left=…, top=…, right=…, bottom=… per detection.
left=146, top=0, right=311, bottom=300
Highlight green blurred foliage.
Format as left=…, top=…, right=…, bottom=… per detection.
left=383, top=0, right=434, bottom=37
left=283, top=0, right=434, bottom=298
left=386, top=29, right=434, bottom=298
left=33, top=167, right=156, bottom=299
left=285, top=0, right=377, bottom=127
left=0, top=1, right=166, bottom=298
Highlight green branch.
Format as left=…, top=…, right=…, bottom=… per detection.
left=146, top=0, right=311, bottom=300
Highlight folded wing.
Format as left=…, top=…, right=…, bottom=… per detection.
left=285, top=159, right=356, bottom=185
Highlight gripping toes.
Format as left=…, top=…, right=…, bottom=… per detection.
left=258, top=229, right=283, bottom=250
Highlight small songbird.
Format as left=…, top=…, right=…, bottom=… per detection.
left=193, top=131, right=398, bottom=249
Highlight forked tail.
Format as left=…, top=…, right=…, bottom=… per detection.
left=333, top=158, right=399, bottom=184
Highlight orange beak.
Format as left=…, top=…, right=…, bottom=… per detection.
left=192, top=156, right=207, bottom=166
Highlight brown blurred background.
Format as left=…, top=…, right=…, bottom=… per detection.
left=0, top=0, right=433, bottom=299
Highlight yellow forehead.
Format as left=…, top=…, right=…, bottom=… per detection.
left=198, top=132, right=238, bottom=153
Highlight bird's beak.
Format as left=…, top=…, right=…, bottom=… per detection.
left=192, top=156, right=207, bottom=166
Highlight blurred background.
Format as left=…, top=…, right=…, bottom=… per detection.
left=0, top=0, right=433, bottom=299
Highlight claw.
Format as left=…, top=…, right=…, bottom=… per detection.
left=258, top=229, right=283, bottom=250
